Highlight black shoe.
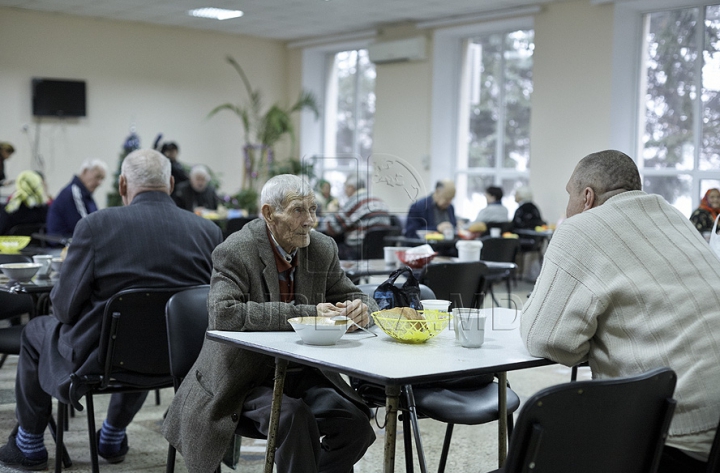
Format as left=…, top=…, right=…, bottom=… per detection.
left=96, top=430, right=128, bottom=464
left=0, top=431, right=48, bottom=471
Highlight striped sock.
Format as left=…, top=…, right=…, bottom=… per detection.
left=16, top=426, right=47, bottom=460
left=99, top=420, right=125, bottom=453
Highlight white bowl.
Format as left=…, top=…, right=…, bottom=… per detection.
left=288, top=317, right=347, bottom=346
left=51, top=257, right=63, bottom=273
left=0, top=263, right=42, bottom=282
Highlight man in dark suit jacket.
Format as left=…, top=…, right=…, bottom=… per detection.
left=163, top=174, right=377, bottom=473
left=0, top=149, right=223, bottom=470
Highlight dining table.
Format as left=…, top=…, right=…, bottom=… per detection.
left=206, top=307, right=553, bottom=473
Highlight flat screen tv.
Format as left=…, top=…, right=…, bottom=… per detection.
left=32, top=78, right=86, bottom=117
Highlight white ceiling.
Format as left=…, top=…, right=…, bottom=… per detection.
left=0, top=0, right=561, bottom=42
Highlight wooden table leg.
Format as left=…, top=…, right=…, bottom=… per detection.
left=498, top=371, right=508, bottom=468
left=265, top=358, right=288, bottom=473
left=384, top=384, right=401, bottom=473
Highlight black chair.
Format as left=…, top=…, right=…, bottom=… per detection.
left=480, top=237, right=520, bottom=308
left=7, top=223, right=47, bottom=247
left=498, top=367, right=677, bottom=473
left=223, top=216, right=257, bottom=240
left=357, top=283, right=521, bottom=473
left=55, top=287, right=196, bottom=473
left=707, top=416, right=720, bottom=473
left=419, top=261, right=488, bottom=310
left=165, top=285, right=265, bottom=473
left=361, top=226, right=402, bottom=260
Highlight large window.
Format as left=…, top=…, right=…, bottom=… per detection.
left=639, top=4, right=720, bottom=215
left=454, top=29, right=534, bottom=221
left=318, top=49, right=376, bottom=203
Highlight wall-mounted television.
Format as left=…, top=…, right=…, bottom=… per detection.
left=32, top=78, right=86, bottom=117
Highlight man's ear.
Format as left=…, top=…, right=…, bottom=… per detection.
left=118, top=175, right=127, bottom=197
left=261, top=204, right=274, bottom=222
left=169, top=175, right=175, bottom=195
left=583, top=187, right=596, bottom=211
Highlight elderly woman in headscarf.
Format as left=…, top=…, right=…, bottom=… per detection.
left=690, top=188, right=720, bottom=234
left=0, top=170, right=49, bottom=234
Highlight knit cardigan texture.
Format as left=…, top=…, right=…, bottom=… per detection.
left=521, top=191, right=720, bottom=440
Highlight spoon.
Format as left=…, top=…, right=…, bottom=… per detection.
left=331, top=316, right=377, bottom=337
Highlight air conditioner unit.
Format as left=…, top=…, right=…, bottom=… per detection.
left=368, top=36, right=427, bottom=64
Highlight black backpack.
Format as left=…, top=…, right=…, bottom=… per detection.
left=372, top=266, right=423, bottom=310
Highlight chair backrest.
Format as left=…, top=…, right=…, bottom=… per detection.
left=361, top=226, right=402, bottom=260
left=165, top=286, right=211, bottom=390
left=419, top=261, right=488, bottom=309
left=98, top=286, right=200, bottom=386
left=480, top=237, right=520, bottom=263
left=503, top=367, right=677, bottom=473
left=224, top=216, right=257, bottom=239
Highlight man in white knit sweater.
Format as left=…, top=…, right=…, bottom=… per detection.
left=521, top=150, right=720, bottom=472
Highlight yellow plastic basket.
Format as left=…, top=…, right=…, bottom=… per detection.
left=0, top=236, right=31, bottom=254
left=371, top=309, right=451, bottom=344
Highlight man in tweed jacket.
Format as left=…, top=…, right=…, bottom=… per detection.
left=163, top=174, right=377, bottom=473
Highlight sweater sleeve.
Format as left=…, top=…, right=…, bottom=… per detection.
left=520, top=227, right=602, bottom=367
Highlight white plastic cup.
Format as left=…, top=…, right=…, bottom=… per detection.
left=454, top=308, right=486, bottom=348
left=383, top=247, right=398, bottom=266
left=420, top=299, right=451, bottom=313
left=490, top=227, right=502, bottom=238
left=32, top=255, right=53, bottom=279
left=456, top=240, right=483, bottom=262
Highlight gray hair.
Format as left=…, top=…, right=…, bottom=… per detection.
left=79, top=159, right=108, bottom=174
left=190, top=165, right=210, bottom=179
left=121, top=149, right=171, bottom=188
left=345, top=176, right=366, bottom=190
left=573, top=150, right=641, bottom=201
left=515, top=186, right=533, bottom=202
left=261, top=174, right=315, bottom=213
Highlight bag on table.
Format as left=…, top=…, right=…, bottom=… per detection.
left=373, top=266, right=422, bottom=310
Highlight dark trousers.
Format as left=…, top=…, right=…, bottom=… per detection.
left=657, top=446, right=707, bottom=473
left=15, top=316, right=148, bottom=434
left=242, top=368, right=375, bottom=473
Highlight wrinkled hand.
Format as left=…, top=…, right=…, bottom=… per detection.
left=436, top=221, right=453, bottom=233
left=335, top=299, right=369, bottom=332
left=316, top=302, right=344, bottom=318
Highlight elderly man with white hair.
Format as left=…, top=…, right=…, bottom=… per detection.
left=172, top=164, right=220, bottom=213
left=164, top=174, right=377, bottom=473
left=46, top=158, right=108, bottom=238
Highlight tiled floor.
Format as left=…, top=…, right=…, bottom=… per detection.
left=0, top=280, right=590, bottom=473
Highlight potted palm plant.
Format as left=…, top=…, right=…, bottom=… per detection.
left=209, top=55, right=319, bottom=195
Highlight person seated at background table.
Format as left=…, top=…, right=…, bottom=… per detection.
left=163, top=174, right=377, bottom=473
left=0, top=170, right=49, bottom=235
left=521, top=150, right=720, bottom=473
left=160, top=141, right=188, bottom=201
left=0, top=142, right=15, bottom=187
left=0, top=149, right=222, bottom=470
left=172, top=164, right=220, bottom=213
left=404, top=179, right=457, bottom=238
left=315, top=179, right=339, bottom=215
left=511, top=186, right=545, bottom=230
left=46, top=159, right=107, bottom=238
left=690, top=188, right=720, bottom=234
left=316, top=176, right=391, bottom=259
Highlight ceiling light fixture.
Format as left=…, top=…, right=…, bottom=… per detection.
left=188, top=7, right=244, bottom=20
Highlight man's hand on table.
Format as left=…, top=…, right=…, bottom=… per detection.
left=316, top=299, right=369, bottom=332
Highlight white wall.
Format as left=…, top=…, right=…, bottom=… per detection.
left=0, top=7, right=287, bottom=206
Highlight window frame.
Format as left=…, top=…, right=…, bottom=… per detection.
left=610, top=0, right=720, bottom=213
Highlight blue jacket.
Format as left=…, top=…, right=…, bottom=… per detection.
left=46, top=176, right=98, bottom=238
left=404, top=194, right=456, bottom=238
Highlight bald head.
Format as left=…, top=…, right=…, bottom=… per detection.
left=566, top=150, right=641, bottom=217
left=433, top=180, right=456, bottom=210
